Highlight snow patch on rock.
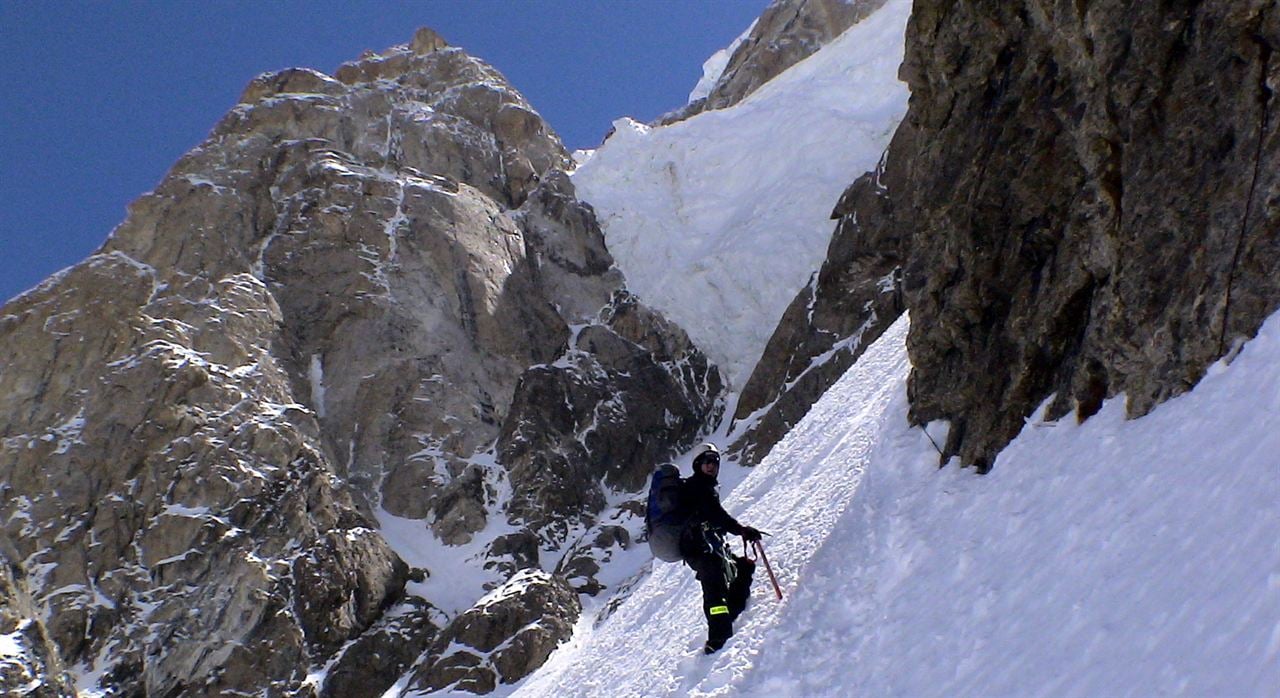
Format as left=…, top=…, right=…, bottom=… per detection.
left=688, top=20, right=758, bottom=104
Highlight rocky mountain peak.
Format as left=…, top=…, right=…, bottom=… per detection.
left=410, top=26, right=449, bottom=54
left=1, top=28, right=721, bottom=696
left=706, top=0, right=887, bottom=110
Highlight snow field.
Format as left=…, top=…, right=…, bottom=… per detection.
left=516, top=315, right=914, bottom=697
left=742, top=311, right=1280, bottom=697
left=571, top=0, right=912, bottom=389
left=517, top=309, right=1280, bottom=697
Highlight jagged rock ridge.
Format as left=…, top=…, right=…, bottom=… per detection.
left=662, top=0, right=888, bottom=124
left=1, top=27, right=722, bottom=696
left=741, top=0, right=1278, bottom=470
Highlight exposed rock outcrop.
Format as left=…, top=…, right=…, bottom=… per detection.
left=744, top=0, right=1279, bottom=470
left=1, top=28, right=721, bottom=695
left=408, top=569, right=580, bottom=694
left=322, top=598, right=444, bottom=698
left=663, top=0, right=888, bottom=124
left=499, top=290, right=722, bottom=541
left=0, top=541, right=75, bottom=697
left=899, top=0, right=1278, bottom=468
left=1, top=257, right=407, bottom=695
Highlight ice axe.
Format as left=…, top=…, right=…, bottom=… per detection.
left=743, top=534, right=783, bottom=600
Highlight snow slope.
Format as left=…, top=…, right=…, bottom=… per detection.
left=571, top=0, right=911, bottom=389
left=517, top=311, right=1280, bottom=697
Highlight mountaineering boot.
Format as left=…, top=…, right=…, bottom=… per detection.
left=704, top=615, right=731, bottom=655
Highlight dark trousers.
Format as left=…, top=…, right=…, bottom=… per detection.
left=685, top=544, right=755, bottom=644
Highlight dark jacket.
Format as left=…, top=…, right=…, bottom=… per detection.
left=678, top=471, right=743, bottom=558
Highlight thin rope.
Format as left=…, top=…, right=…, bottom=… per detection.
left=919, top=423, right=945, bottom=457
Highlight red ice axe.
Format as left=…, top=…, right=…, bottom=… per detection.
left=745, top=537, right=783, bottom=600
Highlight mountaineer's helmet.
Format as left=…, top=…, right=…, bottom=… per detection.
left=692, top=443, right=720, bottom=469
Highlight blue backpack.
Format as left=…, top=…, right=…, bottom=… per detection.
left=645, top=464, right=688, bottom=562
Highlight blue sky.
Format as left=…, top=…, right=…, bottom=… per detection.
left=0, top=1, right=767, bottom=303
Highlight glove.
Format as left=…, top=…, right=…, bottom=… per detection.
left=740, top=526, right=763, bottom=542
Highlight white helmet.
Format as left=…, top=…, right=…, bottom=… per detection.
left=692, top=443, right=721, bottom=469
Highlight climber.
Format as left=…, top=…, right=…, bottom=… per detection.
left=678, top=443, right=763, bottom=654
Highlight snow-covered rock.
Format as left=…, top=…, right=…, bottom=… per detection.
left=0, top=549, right=74, bottom=697
left=685, top=20, right=756, bottom=105
left=701, top=0, right=888, bottom=115
left=572, top=0, right=911, bottom=390
left=407, top=569, right=580, bottom=694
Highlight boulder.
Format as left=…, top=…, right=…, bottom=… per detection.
left=409, top=569, right=580, bottom=693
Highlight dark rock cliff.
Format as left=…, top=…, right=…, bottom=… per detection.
left=741, top=0, right=1278, bottom=470
left=901, top=0, right=1278, bottom=468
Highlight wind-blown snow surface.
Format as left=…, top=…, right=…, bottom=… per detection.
left=571, top=0, right=911, bottom=389
left=517, top=312, right=1280, bottom=697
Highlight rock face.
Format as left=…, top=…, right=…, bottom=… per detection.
left=1, top=257, right=409, bottom=696
left=0, top=28, right=721, bottom=695
left=898, top=0, right=1279, bottom=468
left=665, top=0, right=887, bottom=123
left=409, top=569, right=580, bottom=694
left=0, top=542, right=75, bottom=697
left=322, top=597, right=444, bottom=698
left=746, top=0, right=1279, bottom=470
left=499, top=290, right=722, bottom=539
